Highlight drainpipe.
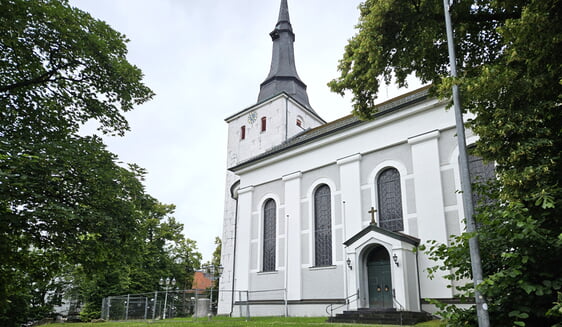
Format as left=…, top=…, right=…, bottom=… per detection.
left=284, top=214, right=289, bottom=317
left=285, top=97, right=289, bottom=141
left=415, top=249, right=422, bottom=312
left=342, top=201, right=349, bottom=308
left=230, top=196, right=239, bottom=316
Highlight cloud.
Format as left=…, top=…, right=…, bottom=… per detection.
left=71, top=0, right=367, bottom=260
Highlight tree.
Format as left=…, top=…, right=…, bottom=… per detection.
left=211, top=236, right=222, bottom=269
left=0, top=0, right=153, bottom=136
left=1, top=0, right=154, bottom=325
left=73, top=200, right=203, bottom=321
left=329, top=1, right=561, bottom=326
left=211, top=237, right=222, bottom=290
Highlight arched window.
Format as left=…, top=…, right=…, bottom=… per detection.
left=263, top=199, right=276, bottom=272
left=240, top=125, right=246, bottom=140
left=467, top=149, right=496, bottom=209
left=377, top=168, right=404, bottom=232
left=314, top=184, right=332, bottom=266
left=261, top=116, right=267, bottom=132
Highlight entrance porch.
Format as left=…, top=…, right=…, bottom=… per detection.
left=343, top=224, right=422, bottom=312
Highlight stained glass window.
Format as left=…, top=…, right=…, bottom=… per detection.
left=314, top=184, right=332, bottom=266
left=468, top=151, right=496, bottom=208
left=263, top=199, right=276, bottom=272
left=377, top=168, right=404, bottom=232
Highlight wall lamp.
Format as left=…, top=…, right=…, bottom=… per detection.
left=346, top=257, right=352, bottom=270
left=393, top=253, right=399, bottom=267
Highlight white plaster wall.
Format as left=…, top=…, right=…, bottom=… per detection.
left=235, top=98, right=449, bottom=186
left=225, top=95, right=325, bottom=169
left=218, top=171, right=238, bottom=315
left=227, top=99, right=286, bottom=164
left=301, top=266, right=345, bottom=299
left=250, top=272, right=285, bottom=293
left=221, top=94, right=326, bottom=314
left=286, top=100, right=324, bottom=136
left=234, top=186, right=254, bottom=293
left=230, top=303, right=344, bottom=318
left=283, top=172, right=303, bottom=301
left=408, top=131, right=452, bottom=299
left=338, top=154, right=363, bottom=241
left=226, top=98, right=469, bottom=313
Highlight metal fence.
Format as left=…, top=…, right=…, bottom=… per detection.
left=102, top=288, right=291, bottom=321
left=101, top=289, right=221, bottom=321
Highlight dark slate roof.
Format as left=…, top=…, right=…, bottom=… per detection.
left=257, top=0, right=313, bottom=111
left=230, top=85, right=432, bottom=171
left=343, top=224, right=421, bottom=247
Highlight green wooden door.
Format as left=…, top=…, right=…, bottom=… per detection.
left=367, top=247, right=393, bottom=309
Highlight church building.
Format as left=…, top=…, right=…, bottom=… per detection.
left=218, top=0, right=488, bottom=317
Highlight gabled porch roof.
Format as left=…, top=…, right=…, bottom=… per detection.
left=343, top=223, right=420, bottom=247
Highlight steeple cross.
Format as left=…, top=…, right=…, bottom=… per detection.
left=368, top=207, right=377, bottom=225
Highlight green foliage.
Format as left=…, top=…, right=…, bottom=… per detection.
left=546, top=292, right=562, bottom=327
left=331, top=0, right=561, bottom=326
left=168, top=237, right=203, bottom=290
left=0, top=0, right=211, bottom=325
left=0, top=0, right=154, bottom=137
left=211, top=236, right=222, bottom=290
left=212, top=236, right=222, bottom=268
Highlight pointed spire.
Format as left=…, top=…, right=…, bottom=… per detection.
left=257, top=0, right=313, bottom=110
left=276, top=0, right=291, bottom=30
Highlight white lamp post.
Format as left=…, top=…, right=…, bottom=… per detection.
left=159, top=277, right=176, bottom=320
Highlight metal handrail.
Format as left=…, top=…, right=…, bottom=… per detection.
left=325, top=293, right=358, bottom=317
left=392, top=289, right=404, bottom=311
left=392, top=290, right=405, bottom=326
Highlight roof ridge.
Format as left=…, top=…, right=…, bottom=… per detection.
left=230, top=85, right=432, bottom=171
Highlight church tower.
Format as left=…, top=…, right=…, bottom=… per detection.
left=257, top=0, right=312, bottom=110
left=218, top=0, right=325, bottom=315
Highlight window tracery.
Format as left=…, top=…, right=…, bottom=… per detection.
left=314, top=184, right=332, bottom=266
left=263, top=199, right=276, bottom=272
left=377, top=168, right=404, bottom=232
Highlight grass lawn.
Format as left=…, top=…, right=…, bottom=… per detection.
left=47, top=316, right=443, bottom=327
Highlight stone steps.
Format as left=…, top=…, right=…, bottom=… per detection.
left=327, top=308, right=434, bottom=325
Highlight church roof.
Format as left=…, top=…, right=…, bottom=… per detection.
left=229, top=85, right=432, bottom=172
left=257, top=0, right=314, bottom=112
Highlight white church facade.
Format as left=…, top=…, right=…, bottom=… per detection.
left=218, top=0, right=483, bottom=317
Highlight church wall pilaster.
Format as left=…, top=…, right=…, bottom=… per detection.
left=217, top=171, right=238, bottom=315
left=282, top=171, right=302, bottom=300
left=234, top=186, right=254, bottom=293
left=408, top=130, right=452, bottom=299
left=337, top=153, right=363, bottom=240
left=337, top=153, right=363, bottom=303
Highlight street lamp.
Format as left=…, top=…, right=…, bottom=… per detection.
left=159, top=277, right=176, bottom=320
left=441, top=1, right=490, bottom=326
left=201, top=264, right=224, bottom=315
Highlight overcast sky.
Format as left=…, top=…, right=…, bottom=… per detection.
left=69, top=0, right=418, bottom=262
